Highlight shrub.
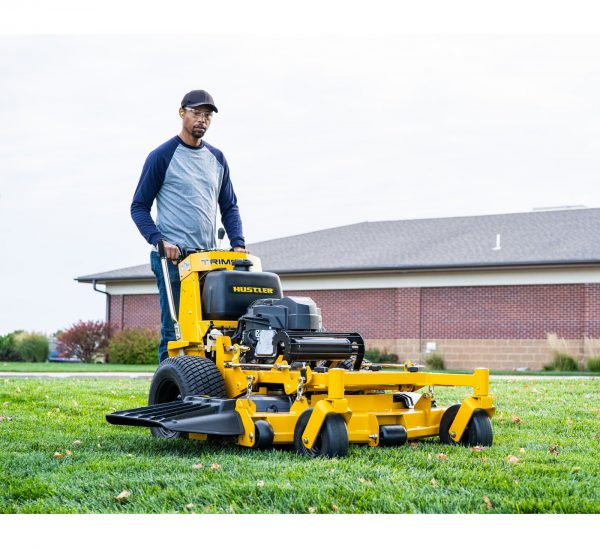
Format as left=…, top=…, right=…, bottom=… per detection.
left=14, top=332, right=49, bottom=362
left=107, top=328, right=160, bottom=365
left=0, top=332, right=20, bottom=361
left=586, top=357, right=600, bottom=372
left=425, top=352, right=445, bottom=370
left=543, top=351, right=579, bottom=372
left=57, top=320, right=111, bottom=363
left=364, top=348, right=399, bottom=363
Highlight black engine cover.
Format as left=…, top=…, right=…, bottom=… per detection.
left=237, top=297, right=364, bottom=368
left=241, top=296, right=322, bottom=332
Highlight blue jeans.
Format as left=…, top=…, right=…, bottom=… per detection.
left=150, top=251, right=181, bottom=363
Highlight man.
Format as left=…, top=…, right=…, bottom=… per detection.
left=131, top=89, right=245, bottom=362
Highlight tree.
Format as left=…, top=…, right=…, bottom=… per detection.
left=15, top=332, right=49, bottom=362
left=57, top=320, right=111, bottom=363
left=0, top=332, right=20, bottom=361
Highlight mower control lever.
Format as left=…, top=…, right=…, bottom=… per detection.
left=157, top=239, right=184, bottom=262
left=157, top=240, right=182, bottom=341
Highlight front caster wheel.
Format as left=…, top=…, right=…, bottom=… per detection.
left=439, top=404, right=493, bottom=447
left=254, top=420, right=274, bottom=449
left=293, top=408, right=349, bottom=458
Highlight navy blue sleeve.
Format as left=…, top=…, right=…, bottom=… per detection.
left=217, top=155, right=245, bottom=249
left=130, top=139, right=177, bottom=246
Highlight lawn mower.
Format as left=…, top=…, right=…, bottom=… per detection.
left=107, top=241, right=495, bottom=458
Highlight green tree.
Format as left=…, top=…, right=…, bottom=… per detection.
left=14, top=332, right=49, bottom=362
left=0, top=332, right=19, bottom=361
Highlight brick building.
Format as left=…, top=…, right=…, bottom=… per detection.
left=77, top=208, right=600, bottom=370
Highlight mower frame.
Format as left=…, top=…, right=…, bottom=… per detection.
left=107, top=247, right=495, bottom=455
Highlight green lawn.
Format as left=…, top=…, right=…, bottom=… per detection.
left=0, top=362, right=155, bottom=373
left=0, top=376, right=598, bottom=513
left=443, top=369, right=600, bottom=377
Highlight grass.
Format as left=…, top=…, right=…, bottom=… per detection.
left=0, top=376, right=598, bottom=513
left=444, top=369, right=600, bottom=377
left=0, top=362, right=155, bottom=373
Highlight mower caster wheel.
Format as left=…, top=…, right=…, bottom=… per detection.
left=439, top=404, right=493, bottom=447
left=294, top=409, right=348, bottom=458
left=253, top=420, right=274, bottom=449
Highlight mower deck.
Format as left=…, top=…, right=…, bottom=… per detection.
left=108, top=367, right=494, bottom=450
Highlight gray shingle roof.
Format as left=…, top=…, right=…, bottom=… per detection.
left=77, top=208, right=600, bottom=282
left=77, top=264, right=153, bottom=283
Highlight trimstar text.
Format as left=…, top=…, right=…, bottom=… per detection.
left=201, top=258, right=236, bottom=266
left=232, top=286, right=275, bottom=294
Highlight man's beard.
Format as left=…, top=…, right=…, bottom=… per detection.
left=191, top=126, right=206, bottom=138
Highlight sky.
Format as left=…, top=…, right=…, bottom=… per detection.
left=1, top=32, right=600, bottom=334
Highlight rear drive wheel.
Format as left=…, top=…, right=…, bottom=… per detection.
left=148, top=356, right=226, bottom=438
left=439, top=404, right=493, bottom=447
left=294, top=408, right=348, bottom=458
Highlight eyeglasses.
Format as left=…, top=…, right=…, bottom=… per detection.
left=184, top=108, right=213, bottom=120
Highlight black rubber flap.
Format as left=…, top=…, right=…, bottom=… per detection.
left=106, top=396, right=244, bottom=436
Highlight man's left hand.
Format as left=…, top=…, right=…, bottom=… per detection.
left=233, top=246, right=246, bottom=252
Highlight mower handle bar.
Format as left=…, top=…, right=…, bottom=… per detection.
left=157, top=240, right=182, bottom=341
left=156, top=226, right=231, bottom=261
left=156, top=238, right=247, bottom=342
left=158, top=241, right=245, bottom=262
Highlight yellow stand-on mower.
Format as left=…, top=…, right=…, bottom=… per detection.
left=107, top=241, right=495, bottom=458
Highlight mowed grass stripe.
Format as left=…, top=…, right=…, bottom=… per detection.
left=0, top=377, right=598, bottom=513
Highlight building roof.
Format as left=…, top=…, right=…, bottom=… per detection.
left=78, top=264, right=153, bottom=283
left=77, top=207, right=600, bottom=283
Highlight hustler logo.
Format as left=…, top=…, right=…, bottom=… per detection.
left=232, top=286, right=274, bottom=294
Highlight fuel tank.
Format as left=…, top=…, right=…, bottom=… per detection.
left=201, top=270, right=283, bottom=321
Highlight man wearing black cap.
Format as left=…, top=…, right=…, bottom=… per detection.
left=131, top=90, right=245, bottom=362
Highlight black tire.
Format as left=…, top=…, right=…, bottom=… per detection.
left=148, top=356, right=226, bottom=439
left=439, top=404, right=493, bottom=447
left=253, top=420, right=274, bottom=449
left=294, top=408, right=349, bottom=458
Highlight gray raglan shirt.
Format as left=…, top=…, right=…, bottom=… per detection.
left=131, top=136, right=244, bottom=250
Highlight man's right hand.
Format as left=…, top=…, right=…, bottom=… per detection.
left=159, top=240, right=181, bottom=263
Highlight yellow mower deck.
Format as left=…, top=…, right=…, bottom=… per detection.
left=230, top=367, right=494, bottom=448
left=107, top=249, right=495, bottom=457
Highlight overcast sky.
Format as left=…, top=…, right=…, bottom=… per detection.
left=1, top=34, right=600, bottom=335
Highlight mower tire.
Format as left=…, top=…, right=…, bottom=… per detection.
left=294, top=408, right=349, bottom=458
left=439, top=404, right=493, bottom=447
left=148, top=356, right=226, bottom=439
left=253, top=420, right=274, bottom=449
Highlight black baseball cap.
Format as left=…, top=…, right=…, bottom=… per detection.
left=181, top=90, right=218, bottom=112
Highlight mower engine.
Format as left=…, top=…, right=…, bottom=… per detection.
left=200, top=260, right=364, bottom=367
left=235, top=296, right=364, bottom=367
